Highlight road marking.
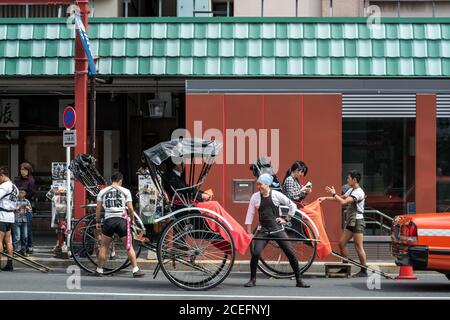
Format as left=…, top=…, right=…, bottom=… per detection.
left=0, top=291, right=450, bottom=300
left=418, top=229, right=450, bottom=237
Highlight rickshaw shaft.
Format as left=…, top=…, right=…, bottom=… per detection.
left=252, top=237, right=319, bottom=242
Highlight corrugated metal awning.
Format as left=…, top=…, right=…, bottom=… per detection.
left=437, top=94, right=450, bottom=118
left=342, top=94, right=416, bottom=118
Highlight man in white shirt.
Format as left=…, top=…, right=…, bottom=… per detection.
left=0, top=167, right=19, bottom=271
left=244, top=173, right=310, bottom=288
left=95, top=172, right=144, bottom=277
left=318, top=170, right=368, bottom=277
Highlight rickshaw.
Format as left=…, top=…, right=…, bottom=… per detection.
left=69, top=138, right=236, bottom=290
left=69, top=139, right=324, bottom=289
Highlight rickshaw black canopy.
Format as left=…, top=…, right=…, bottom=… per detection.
left=143, top=138, right=222, bottom=166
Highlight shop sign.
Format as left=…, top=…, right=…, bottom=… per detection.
left=0, top=99, right=19, bottom=128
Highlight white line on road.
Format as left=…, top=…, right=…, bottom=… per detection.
left=0, top=291, right=450, bottom=300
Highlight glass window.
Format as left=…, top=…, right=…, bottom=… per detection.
left=343, top=118, right=415, bottom=235
left=437, top=118, right=450, bottom=212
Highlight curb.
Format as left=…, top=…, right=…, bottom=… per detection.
left=20, top=256, right=405, bottom=274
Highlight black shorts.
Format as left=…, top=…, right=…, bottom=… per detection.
left=0, top=222, right=13, bottom=233
left=102, top=217, right=128, bottom=239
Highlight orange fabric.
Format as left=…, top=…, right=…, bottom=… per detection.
left=195, top=201, right=253, bottom=255
left=302, top=200, right=332, bottom=259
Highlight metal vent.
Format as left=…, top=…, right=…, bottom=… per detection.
left=0, top=5, right=66, bottom=18
left=436, top=94, right=450, bottom=118
left=342, top=94, right=416, bottom=118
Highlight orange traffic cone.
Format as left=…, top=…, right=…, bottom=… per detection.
left=396, top=266, right=417, bottom=280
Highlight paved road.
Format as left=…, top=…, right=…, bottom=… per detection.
left=0, top=268, right=450, bottom=300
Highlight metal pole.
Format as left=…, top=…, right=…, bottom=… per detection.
left=159, top=0, right=162, bottom=17
left=74, top=0, right=89, bottom=220
left=261, top=0, right=264, bottom=17
left=296, top=0, right=298, bottom=17
left=124, top=0, right=128, bottom=17
left=66, top=130, right=72, bottom=249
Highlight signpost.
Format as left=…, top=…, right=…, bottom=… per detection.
left=63, top=106, right=76, bottom=250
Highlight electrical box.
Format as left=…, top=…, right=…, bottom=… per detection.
left=232, top=179, right=255, bottom=203
left=177, top=0, right=212, bottom=17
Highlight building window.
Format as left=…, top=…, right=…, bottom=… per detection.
left=0, top=4, right=68, bottom=18
left=343, top=118, right=415, bottom=235
left=437, top=118, right=450, bottom=212
left=213, top=1, right=234, bottom=16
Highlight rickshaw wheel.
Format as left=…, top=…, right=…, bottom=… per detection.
left=157, top=213, right=235, bottom=291
left=255, top=217, right=317, bottom=279
left=70, top=213, right=99, bottom=273
left=70, top=213, right=142, bottom=274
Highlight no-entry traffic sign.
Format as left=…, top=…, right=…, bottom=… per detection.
left=63, top=106, right=76, bottom=130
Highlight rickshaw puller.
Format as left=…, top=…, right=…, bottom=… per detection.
left=95, top=172, right=144, bottom=278
left=244, top=173, right=310, bottom=288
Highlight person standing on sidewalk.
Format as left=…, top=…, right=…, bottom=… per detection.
left=0, top=167, right=19, bottom=271
left=13, top=189, right=31, bottom=256
left=95, top=172, right=144, bottom=278
left=13, top=162, right=35, bottom=254
left=318, top=170, right=368, bottom=277
left=282, top=160, right=312, bottom=208
left=244, top=173, right=310, bottom=288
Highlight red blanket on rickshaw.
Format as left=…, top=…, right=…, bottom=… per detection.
left=302, top=200, right=332, bottom=259
left=195, top=201, right=252, bottom=255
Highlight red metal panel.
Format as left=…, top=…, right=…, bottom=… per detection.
left=223, top=95, right=262, bottom=258
left=303, top=94, right=342, bottom=254
left=186, top=93, right=344, bottom=261
left=416, top=94, right=437, bottom=213
left=263, top=95, right=302, bottom=183
left=186, top=94, right=224, bottom=204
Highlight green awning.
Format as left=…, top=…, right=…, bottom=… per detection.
left=0, top=17, right=450, bottom=77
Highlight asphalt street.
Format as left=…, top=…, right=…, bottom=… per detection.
left=0, top=267, right=450, bottom=300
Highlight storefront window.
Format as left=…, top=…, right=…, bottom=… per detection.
left=437, top=118, right=450, bottom=212
left=343, top=119, right=415, bottom=235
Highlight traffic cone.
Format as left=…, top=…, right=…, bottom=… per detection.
left=396, top=265, right=417, bottom=280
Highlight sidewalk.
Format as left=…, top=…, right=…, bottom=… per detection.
left=18, top=245, right=408, bottom=275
